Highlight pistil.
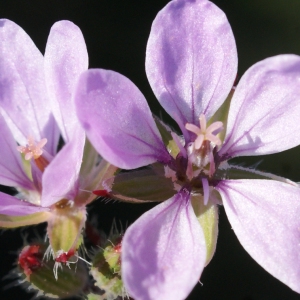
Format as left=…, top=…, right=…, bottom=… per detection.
left=184, top=114, right=224, bottom=202
left=17, top=136, right=49, bottom=172
left=185, top=114, right=223, bottom=150
left=185, top=114, right=223, bottom=171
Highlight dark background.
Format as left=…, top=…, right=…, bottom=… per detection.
left=1, top=0, right=300, bottom=299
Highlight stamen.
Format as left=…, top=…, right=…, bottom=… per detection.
left=17, top=137, right=47, bottom=160
left=185, top=114, right=223, bottom=149
left=201, top=177, right=210, bottom=205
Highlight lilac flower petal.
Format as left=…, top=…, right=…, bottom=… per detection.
left=41, top=127, right=85, bottom=207
left=0, top=114, right=34, bottom=189
left=0, top=19, right=58, bottom=155
left=146, top=0, right=237, bottom=140
left=219, top=55, right=300, bottom=158
left=44, top=21, right=88, bottom=143
left=122, top=190, right=206, bottom=300
left=216, top=179, right=300, bottom=293
left=0, top=192, right=48, bottom=216
left=75, top=69, right=170, bottom=169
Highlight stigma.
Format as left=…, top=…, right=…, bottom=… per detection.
left=17, top=136, right=48, bottom=160
left=185, top=114, right=223, bottom=175
left=185, top=114, right=223, bottom=149
left=17, top=136, right=49, bottom=172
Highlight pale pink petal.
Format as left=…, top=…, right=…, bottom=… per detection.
left=0, top=19, right=59, bottom=155
left=219, top=55, right=300, bottom=158
left=75, top=69, right=171, bottom=169
left=41, top=127, right=85, bottom=207
left=0, top=114, right=34, bottom=189
left=216, top=179, right=300, bottom=293
left=122, top=190, right=206, bottom=300
left=44, top=20, right=88, bottom=142
left=0, top=192, right=48, bottom=216
left=146, top=0, right=237, bottom=140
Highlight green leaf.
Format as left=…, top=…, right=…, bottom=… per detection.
left=208, top=88, right=233, bottom=143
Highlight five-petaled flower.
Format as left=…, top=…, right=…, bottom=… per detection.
left=74, top=0, right=300, bottom=299
left=0, top=19, right=114, bottom=264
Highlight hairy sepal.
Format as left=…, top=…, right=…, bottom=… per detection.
left=47, top=205, right=86, bottom=254
left=215, top=163, right=298, bottom=186
left=104, top=167, right=176, bottom=203
left=208, top=88, right=233, bottom=143
left=154, top=116, right=180, bottom=158
left=77, top=138, right=119, bottom=206
left=191, top=194, right=219, bottom=265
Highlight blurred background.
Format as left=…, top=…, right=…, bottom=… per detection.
left=1, top=0, right=300, bottom=299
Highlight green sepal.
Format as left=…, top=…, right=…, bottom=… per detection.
left=103, top=245, right=121, bottom=274
left=0, top=212, right=49, bottom=228
left=154, top=116, right=180, bottom=158
left=47, top=205, right=86, bottom=254
left=87, top=294, right=103, bottom=300
left=80, top=138, right=118, bottom=186
left=77, top=138, right=118, bottom=206
left=214, top=163, right=291, bottom=181
left=208, top=88, right=233, bottom=143
left=191, top=194, right=219, bottom=266
left=19, top=152, right=33, bottom=181
left=106, top=167, right=176, bottom=203
left=80, top=138, right=101, bottom=178
left=29, top=262, right=88, bottom=299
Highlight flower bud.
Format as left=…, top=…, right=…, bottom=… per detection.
left=90, top=233, right=125, bottom=299
left=17, top=242, right=89, bottom=299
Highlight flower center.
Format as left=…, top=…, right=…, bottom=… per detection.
left=17, top=136, right=49, bottom=172
left=164, top=114, right=224, bottom=204
left=185, top=114, right=223, bottom=177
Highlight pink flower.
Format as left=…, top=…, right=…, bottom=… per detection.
left=0, top=20, right=113, bottom=260
left=75, top=0, right=300, bottom=299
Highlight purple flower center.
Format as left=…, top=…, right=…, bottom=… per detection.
left=165, top=114, right=224, bottom=203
